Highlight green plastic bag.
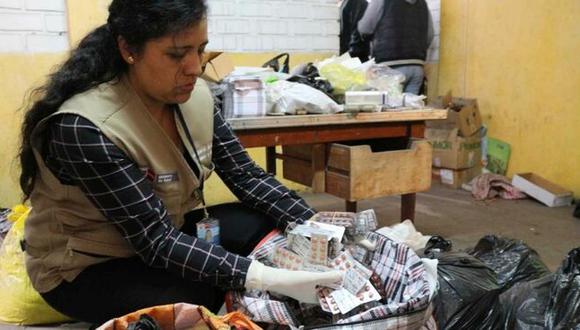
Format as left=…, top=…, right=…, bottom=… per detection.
left=487, top=138, right=510, bottom=175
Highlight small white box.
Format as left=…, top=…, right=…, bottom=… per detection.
left=345, top=91, right=386, bottom=106
left=228, top=76, right=266, bottom=118
left=512, top=173, right=574, bottom=207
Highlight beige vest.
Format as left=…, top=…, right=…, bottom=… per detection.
left=25, top=77, right=215, bottom=293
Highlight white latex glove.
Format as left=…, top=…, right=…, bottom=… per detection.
left=244, top=260, right=344, bottom=304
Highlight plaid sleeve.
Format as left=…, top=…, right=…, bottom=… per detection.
left=211, top=107, right=316, bottom=229
left=47, top=114, right=251, bottom=289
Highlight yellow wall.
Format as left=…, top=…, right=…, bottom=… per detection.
left=438, top=0, right=580, bottom=196
left=0, top=54, right=66, bottom=206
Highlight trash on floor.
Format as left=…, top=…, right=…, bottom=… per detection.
left=471, top=173, right=527, bottom=201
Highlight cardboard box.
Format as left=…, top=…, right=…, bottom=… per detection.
left=426, top=128, right=481, bottom=169
left=201, top=52, right=234, bottom=83
left=432, top=165, right=482, bottom=189
left=512, top=173, right=574, bottom=207
left=427, top=95, right=482, bottom=137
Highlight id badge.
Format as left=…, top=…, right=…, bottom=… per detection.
left=196, top=217, right=220, bottom=245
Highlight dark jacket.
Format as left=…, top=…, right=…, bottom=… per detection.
left=358, top=0, right=432, bottom=64
left=340, top=0, right=370, bottom=62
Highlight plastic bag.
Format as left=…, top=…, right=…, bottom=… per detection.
left=468, top=235, right=550, bottom=291
left=375, top=219, right=431, bottom=252
left=422, top=236, right=453, bottom=255
left=0, top=205, right=73, bottom=325
left=545, top=248, right=580, bottom=329
left=318, top=63, right=367, bottom=95
left=365, top=63, right=405, bottom=95
left=427, top=251, right=502, bottom=330
left=0, top=208, right=12, bottom=247
left=499, top=274, right=553, bottom=330
left=266, top=80, right=340, bottom=115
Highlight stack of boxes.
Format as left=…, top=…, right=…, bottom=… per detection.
left=426, top=96, right=483, bottom=188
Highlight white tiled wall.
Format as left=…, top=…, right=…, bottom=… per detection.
left=207, top=0, right=340, bottom=52
left=207, top=0, right=440, bottom=62
left=0, top=0, right=440, bottom=60
left=0, top=0, right=68, bottom=53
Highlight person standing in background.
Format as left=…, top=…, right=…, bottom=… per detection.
left=358, top=0, right=434, bottom=94
left=339, top=0, right=370, bottom=62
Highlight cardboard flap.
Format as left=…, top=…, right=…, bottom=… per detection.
left=201, top=52, right=234, bottom=83
left=428, top=93, right=482, bottom=137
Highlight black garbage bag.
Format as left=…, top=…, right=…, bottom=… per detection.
left=287, top=62, right=336, bottom=101
left=428, top=251, right=503, bottom=330
left=499, top=274, right=554, bottom=330
left=468, top=235, right=550, bottom=291
left=545, top=248, right=580, bottom=329
left=423, top=235, right=453, bottom=255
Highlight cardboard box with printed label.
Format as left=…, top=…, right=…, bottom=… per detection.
left=425, top=128, right=481, bottom=169
left=427, top=95, right=482, bottom=137
left=432, top=165, right=482, bottom=189
left=512, top=173, right=574, bottom=207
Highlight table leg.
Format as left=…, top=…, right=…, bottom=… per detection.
left=401, top=193, right=416, bottom=222
left=346, top=201, right=357, bottom=213
left=266, top=146, right=276, bottom=175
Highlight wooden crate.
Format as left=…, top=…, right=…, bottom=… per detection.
left=325, top=139, right=432, bottom=201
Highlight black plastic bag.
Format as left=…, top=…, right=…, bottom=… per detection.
left=427, top=251, right=503, bottom=330
left=468, top=235, right=550, bottom=291
left=423, top=235, right=453, bottom=255
left=545, top=248, right=580, bottom=329
left=499, top=274, right=554, bottom=330
left=287, top=62, right=335, bottom=101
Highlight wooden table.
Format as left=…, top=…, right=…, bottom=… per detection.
left=228, top=109, right=447, bottom=221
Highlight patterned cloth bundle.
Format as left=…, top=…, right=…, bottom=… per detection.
left=229, top=210, right=435, bottom=329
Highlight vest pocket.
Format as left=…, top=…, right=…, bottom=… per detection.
left=60, top=236, right=135, bottom=273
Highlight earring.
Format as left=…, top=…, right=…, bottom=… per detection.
left=127, top=56, right=134, bottom=64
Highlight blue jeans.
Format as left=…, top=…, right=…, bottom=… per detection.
left=393, top=65, right=424, bottom=95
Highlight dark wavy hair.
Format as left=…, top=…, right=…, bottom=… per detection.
left=19, top=0, right=208, bottom=200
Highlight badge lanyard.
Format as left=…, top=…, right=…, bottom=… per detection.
left=175, top=106, right=210, bottom=219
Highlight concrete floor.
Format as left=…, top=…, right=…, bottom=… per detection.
left=1, top=182, right=578, bottom=329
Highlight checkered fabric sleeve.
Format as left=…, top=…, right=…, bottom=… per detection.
left=212, top=106, right=316, bottom=229
left=46, top=114, right=251, bottom=289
